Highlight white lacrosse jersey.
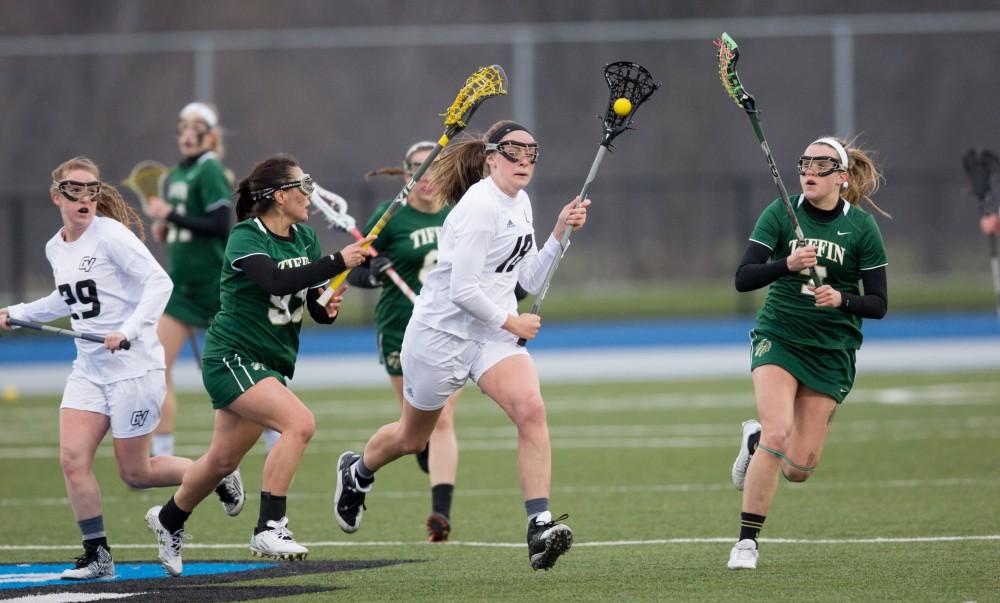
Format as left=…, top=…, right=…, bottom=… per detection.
left=7, top=217, right=173, bottom=384
left=411, top=176, right=564, bottom=341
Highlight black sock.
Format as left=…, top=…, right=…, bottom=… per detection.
left=431, top=484, right=454, bottom=519
left=748, top=431, right=761, bottom=454
left=83, top=536, right=109, bottom=553
left=255, top=491, right=287, bottom=534
left=739, top=512, right=766, bottom=543
left=159, top=497, right=191, bottom=535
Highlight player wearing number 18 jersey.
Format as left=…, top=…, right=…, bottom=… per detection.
left=0, top=157, right=241, bottom=581
left=146, top=155, right=372, bottom=575
left=334, top=121, right=590, bottom=571
left=727, top=137, right=890, bottom=571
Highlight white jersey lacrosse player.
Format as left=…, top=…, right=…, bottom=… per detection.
left=405, top=175, right=564, bottom=409
left=333, top=121, right=588, bottom=572
left=8, top=215, right=172, bottom=405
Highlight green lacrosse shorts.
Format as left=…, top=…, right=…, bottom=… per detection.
left=748, top=330, right=857, bottom=404
left=202, top=353, right=287, bottom=409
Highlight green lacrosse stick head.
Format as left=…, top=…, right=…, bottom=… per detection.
left=715, top=32, right=756, bottom=112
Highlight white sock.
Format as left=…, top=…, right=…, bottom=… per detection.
left=263, top=429, right=280, bottom=452
left=151, top=433, right=174, bottom=457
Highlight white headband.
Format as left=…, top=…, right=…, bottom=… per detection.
left=179, top=102, right=218, bottom=129
left=812, top=137, right=848, bottom=169
left=405, top=140, right=436, bottom=163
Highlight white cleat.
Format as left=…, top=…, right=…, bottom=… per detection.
left=250, top=517, right=309, bottom=560
left=215, top=468, right=246, bottom=517
left=61, top=545, right=115, bottom=580
left=731, top=419, right=761, bottom=491
left=727, top=538, right=758, bottom=570
left=146, top=505, right=186, bottom=577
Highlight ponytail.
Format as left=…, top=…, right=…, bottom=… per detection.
left=97, top=184, right=146, bottom=241
left=842, top=140, right=890, bottom=218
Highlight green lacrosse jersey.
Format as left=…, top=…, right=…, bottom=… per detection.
left=365, top=201, right=450, bottom=333
left=750, top=195, right=888, bottom=350
left=163, top=151, right=231, bottom=310
left=203, top=219, right=327, bottom=379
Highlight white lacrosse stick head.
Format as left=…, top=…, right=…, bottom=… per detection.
left=310, top=183, right=357, bottom=232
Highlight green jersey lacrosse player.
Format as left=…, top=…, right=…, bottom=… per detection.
left=145, top=102, right=233, bottom=458
left=145, top=155, right=373, bottom=575
left=347, top=141, right=461, bottom=543
left=727, top=137, right=890, bottom=571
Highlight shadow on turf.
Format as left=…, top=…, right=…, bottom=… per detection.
left=2, top=559, right=419, bottom=601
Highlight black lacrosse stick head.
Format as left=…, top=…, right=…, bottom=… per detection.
left=600, top=61, right=659, bottom=146
left=963, top=148, right=1000, bottom=211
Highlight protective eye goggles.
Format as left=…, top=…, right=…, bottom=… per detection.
left=486, top=140, right=540, bottom=164
left=253, top=174, right=315, bottom=200
left=797, top=156, right=845, bottom=177
left=52, top=179, right=102, bottom=201
left=176, top=119, right=212, bottom=136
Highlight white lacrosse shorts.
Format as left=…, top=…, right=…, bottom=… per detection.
left=61, top=369, right=166, bottom=438
left=400, top=320, right=528, bottom=411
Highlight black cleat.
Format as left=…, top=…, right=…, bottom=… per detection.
left=333, top=450, right=370, bottom=533
left=415, top=442, right=430, bottom=474
left=527, top=512, right=573, bottom=571
left=426, top=512, right=450, bottom=542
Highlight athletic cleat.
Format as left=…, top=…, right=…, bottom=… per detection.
left=333, top=450, right=371, bottom=533
left=527, top=511, right=573, bottom=571
left=215, top=467, right=245, bottom=517
left=426, top=512, right=450, bottom=543
left=415, top=442, right=430, bottom=474
left=61, top=544, right=115, bottom=580
left=731, top=419, right=762, bottom=491
left=146, top=505, right=186, bottom=577
left=250, top=517, right=309, bottom=560
left=728, top=538, right=758, bottom=570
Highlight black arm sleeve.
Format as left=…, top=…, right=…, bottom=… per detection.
left=514, top=282, right=529, bottom=301
left=734, top=241, right=792, bottom=292
left=236, top=253, right=347, bottom=296
left=347, top=257, right=377, bottom=289
left=166, top=206, right=230, bottom=239
left=839, top=266, right=888, bottom=319
left=305, top=287, right=337, bottom=324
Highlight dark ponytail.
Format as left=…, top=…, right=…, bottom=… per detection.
left=235, top=154, right=299, bottom=221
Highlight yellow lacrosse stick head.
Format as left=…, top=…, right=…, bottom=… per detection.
left=441, top=65, right=508, bottom=130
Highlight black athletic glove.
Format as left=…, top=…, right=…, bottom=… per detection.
left=367, top=256, right=394, bottom=287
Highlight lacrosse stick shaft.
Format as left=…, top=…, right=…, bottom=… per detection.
left=745, top=111, right=823, bottom=287
left=516, top=144, right=607, bottom=346
left=318, top=139, right=447, bottom=304
left=189, top=332, right=202, bottom=368
left=988, top=235, right=1000, bottom=323
left=7, top=318, right=131, bottom=350
left=347, top=227, right=418, bottom=302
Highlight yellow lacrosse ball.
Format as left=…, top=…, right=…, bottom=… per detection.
left=613, top=97, right=632, bottom=117
left=2, top=384, right=18, bottom=401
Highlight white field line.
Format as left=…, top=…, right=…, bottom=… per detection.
left=0, top=477, right=996, bottom=508
left=1, top=535, right=998, bottom=552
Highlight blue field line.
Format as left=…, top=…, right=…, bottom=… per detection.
left=0, top=312, right=997, bottom=365
left=0, top=561, right=274, bottom=589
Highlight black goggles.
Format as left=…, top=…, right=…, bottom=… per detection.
left=797, top=156, right=845, bottom=177
left=53, top=180, right=102, bottom=201
left=486, top=140, right=540, bottom=164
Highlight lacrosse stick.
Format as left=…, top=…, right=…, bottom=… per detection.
left=6, top=318, right=131, bottom=350
left=517, top=61, right=659, bottom=346
left=318, top=64, right=508, bottom=304
left=716, top=32, right=822, bottom=289
left=310, top=183, right=417, bottom=302
left=121, top=160, right=169, bottom=217
left=962, top=148, right=1000, bottom=322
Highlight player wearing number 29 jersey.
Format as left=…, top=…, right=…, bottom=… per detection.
left=8, top=216, right=172, bottom=382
